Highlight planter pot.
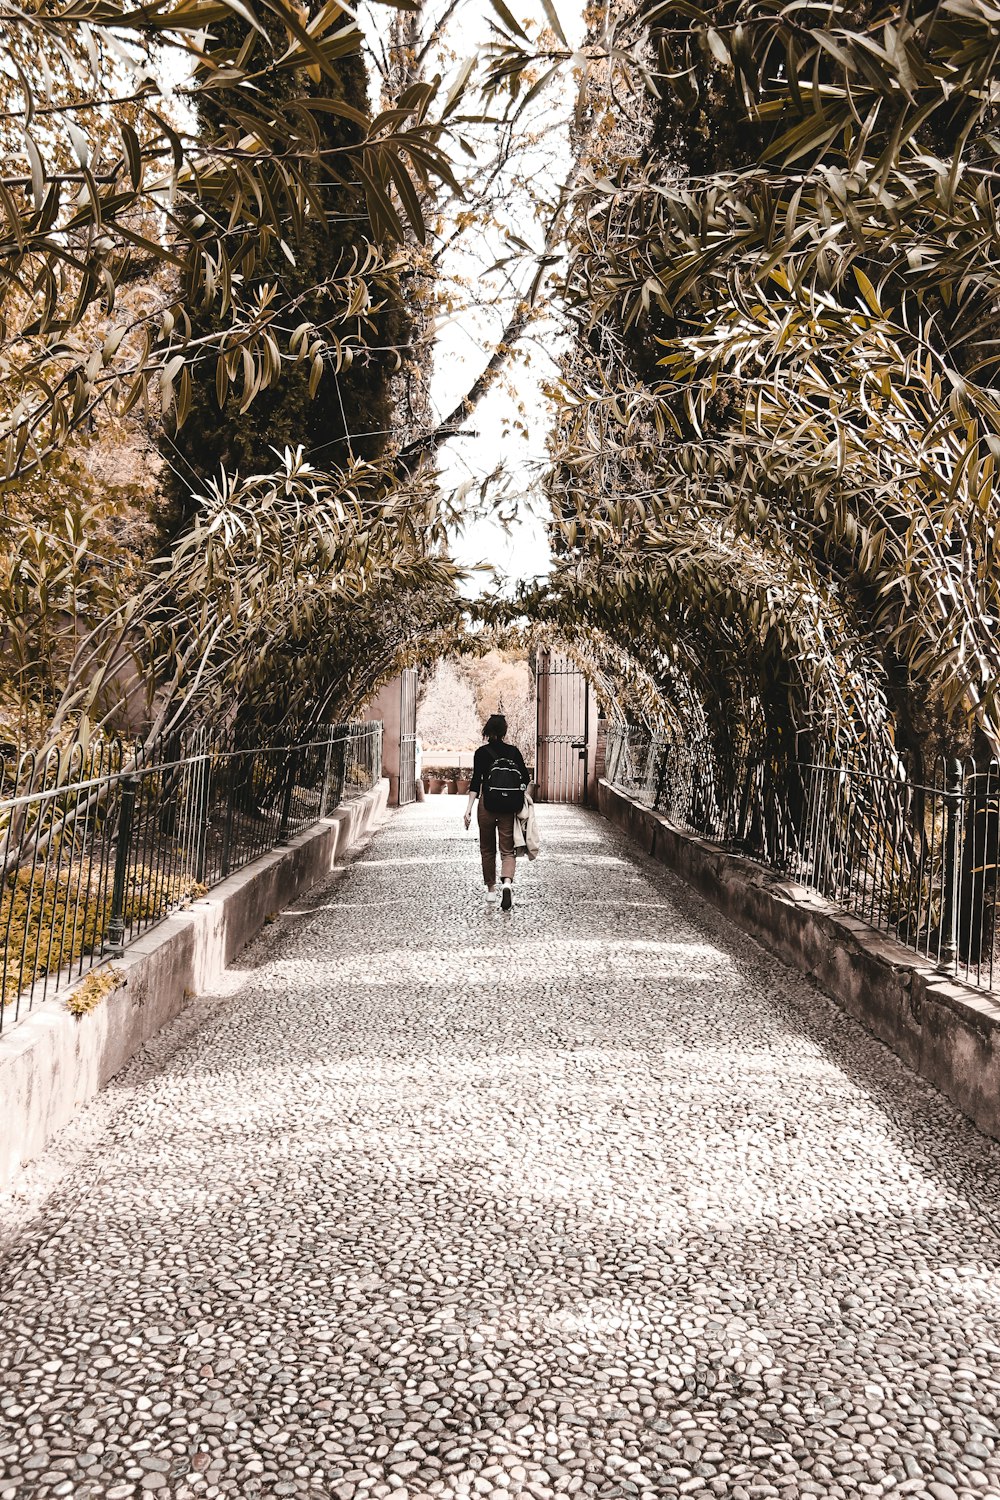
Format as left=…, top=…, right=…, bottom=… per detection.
left=442, top=780, right=456, bottom=795
left=429, top=777, right=443, bottom=794
left=456, top=777, right=471, bottom=795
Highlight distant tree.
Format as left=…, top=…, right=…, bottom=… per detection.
left=460, top=650, right=534, bottom=761
left=417, top=659, right=481, bottom=753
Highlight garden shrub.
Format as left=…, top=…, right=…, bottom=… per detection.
left=1, top=864, right=204, bottom=1007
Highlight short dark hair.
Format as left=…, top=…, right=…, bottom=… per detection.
left=483, top=714, right=507, bottom=741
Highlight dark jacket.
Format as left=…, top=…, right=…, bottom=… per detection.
left=470, top=741, right=528, bottom=796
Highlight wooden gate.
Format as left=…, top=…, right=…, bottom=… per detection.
left=535, top=651, right=590, bottom=803
left=398, top=668, right=418, bottom=806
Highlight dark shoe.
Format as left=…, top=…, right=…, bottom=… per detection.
left=500, top=883, right=513, bottom=912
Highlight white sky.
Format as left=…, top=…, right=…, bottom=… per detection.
left=435, top=335, right=555, bottom=596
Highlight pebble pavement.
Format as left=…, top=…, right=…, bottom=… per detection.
left=2, top=800, right=1000, bottom=1500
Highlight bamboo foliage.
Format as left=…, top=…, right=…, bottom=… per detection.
left=0, top=0, right=461, bottom=484
left=32, top=445, right=461, bottom=753
left=0, top=2, right=482, bottom=767
left=527, top=0, right=1000, bottom=767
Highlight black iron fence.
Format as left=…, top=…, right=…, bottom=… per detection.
left=605, top=728, right=999, bottom=990
left=0, top=721, right=382, bottom=1030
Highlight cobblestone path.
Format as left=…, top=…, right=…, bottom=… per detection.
left=3, top=802, right=1000, bottom=1500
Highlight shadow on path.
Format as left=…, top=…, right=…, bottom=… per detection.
left=1, top=802, right=999, bottom=1500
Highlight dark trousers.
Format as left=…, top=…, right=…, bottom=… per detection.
left=478, top=801, right=516, bottom=885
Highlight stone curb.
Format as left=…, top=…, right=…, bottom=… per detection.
left=0, top=780, right=390, bottom=1188
left=599, top=778, right=1000, bottom=1141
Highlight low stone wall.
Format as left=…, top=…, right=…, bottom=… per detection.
left=0, top=781, right=389, bottom=1189
left=599, top=778, right=1000, bottom=1142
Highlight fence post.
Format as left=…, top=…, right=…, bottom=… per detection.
left=276, top=747, right=299, bottom=845
left=219, top=760, right=237, bottom=879
left=105, top=776, right=137, bottom=957
left=735, top=759, right=755, bottom=846
left=653, top=741, right=668, bottom=810
left=192, top=755, right=212, bottom=886
left=941, top=757, right=963, bottom=967
left=318, top=733, right=335, bottom=820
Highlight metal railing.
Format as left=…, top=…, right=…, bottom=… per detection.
left=606, top=728, right=999, bottom=990
left=0, top=720, right=382, bottom=1030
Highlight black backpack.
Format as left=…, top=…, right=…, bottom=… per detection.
left=483, top=753, right=526, bottom=814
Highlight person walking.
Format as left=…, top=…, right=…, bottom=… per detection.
left=464, top=714, right=529, bottom=910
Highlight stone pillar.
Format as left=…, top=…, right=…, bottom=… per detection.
left=365, top=676, right=402, bottom=805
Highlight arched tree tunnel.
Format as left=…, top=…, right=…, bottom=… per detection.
left=6, top=0, right=1000, bottom=977
left=8, top=6, right=1000, bottom=1494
